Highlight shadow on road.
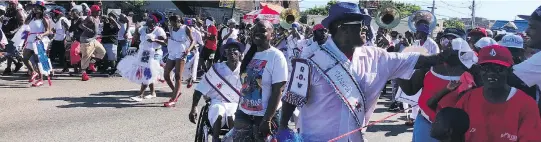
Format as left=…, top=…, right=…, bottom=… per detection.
left=38, top=90, right=170, bottom=108
left=366, top=124, right=413, bottom=137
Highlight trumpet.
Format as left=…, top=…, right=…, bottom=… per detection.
left=375, top=6, right=401, bottom=29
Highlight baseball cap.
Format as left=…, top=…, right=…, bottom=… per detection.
left=443, top=28, right=466, bottom=39
left=475, top=37, right=498, bottom=49
left=478, top=45, right=514, bottom=67
left=90, top=5, right=100, bottom=12
left=313, top=24, right=324, bottom=31
left=468, top=27, right=488, bottom=37
left=499, top=34, right=524, bottom=49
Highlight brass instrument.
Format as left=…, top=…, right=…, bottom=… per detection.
left=408, top=10, right=437, bottom=33
left=272, top=29, right=289, bottom=47
left=375, top=6, right=401, bottom=29
left=272, top=8, right=298, bottom=47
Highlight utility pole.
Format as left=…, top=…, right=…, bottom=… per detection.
left=428, top=0, right=436, bottom=14
left=471, top=0, right=476, bottom=28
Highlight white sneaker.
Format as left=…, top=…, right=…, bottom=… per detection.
left=130, top=96, right=144, bottom=102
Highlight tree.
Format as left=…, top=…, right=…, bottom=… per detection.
left=302, top=0, right=420, bottom=19
left=302, top=0, right=339, bottom=15
left=444, top=19, right=466, bottom=30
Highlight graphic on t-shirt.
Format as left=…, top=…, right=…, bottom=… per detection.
left=240, top=59, right=267, bottom=111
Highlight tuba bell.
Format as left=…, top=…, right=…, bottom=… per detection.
left=375, top=6, right=401, bottom=29
left=280, top=8, right=300, bottom=25
left=408, top=10, right=437, bottom=33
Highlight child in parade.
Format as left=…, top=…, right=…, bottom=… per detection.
left=117, top=13, right=166, bottom=102
left=430, top=107, right=470, bottom=142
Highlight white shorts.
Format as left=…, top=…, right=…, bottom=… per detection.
left=208, top=103, right=237, bottom=128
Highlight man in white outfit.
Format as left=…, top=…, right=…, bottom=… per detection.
left=189, top=38, right=244, bottom=141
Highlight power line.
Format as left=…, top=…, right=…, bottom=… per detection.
left=438, top=0, right=470, bottom=9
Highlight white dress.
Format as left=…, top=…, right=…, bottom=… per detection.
left=167, top=25, right=190, bottom=60
left=117, top=26, right=166, bottom=85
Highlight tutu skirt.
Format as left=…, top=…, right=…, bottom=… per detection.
left=117, top=49, right=164, bottom=85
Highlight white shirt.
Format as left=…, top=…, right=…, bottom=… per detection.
left=191, top=27, right=204, bottom=45
left=117, top=23, right=132, bottom=40
left=53, top=17, right=70, bottom=41
left=221, top=28, right=239, bottom=45
left=298, top=38, right=419, bottom=141
left=514, top=52, right=541, bottom=87
left=414, top=37, right=440, bottom=54
left=139, top=26, right=166, bottom=50
left=196, top=62, right=242, bottom=105
left=239, top=47, right=288, bottom=116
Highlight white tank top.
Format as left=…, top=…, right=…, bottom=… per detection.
left=27, top=19, right=45, bottom=43
left=167, top=25, right=190, bottom=51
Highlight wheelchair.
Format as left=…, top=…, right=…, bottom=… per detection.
left=195, top=100, right=282, bottom=142
left=194, top=100, right=232, bottom=142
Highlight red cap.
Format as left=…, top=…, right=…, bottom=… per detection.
left=90, top=5, right=100, bottom=12
left=468, top=27, right=488, bottom=37
left=313, top=24, right=324, bottom=31
left=478, top=45, right=514, bottom=67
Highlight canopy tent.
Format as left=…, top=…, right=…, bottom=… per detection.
left=243, top=2, right=284, bottom=24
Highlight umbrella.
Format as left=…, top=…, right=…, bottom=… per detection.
left=243, top=3, right=283, bottom=24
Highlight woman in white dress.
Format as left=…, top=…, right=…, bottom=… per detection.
left=117, top=13, right=166, bottom=101
left=163, top=15, right=196, bottom=107
left=22, top=1, right=52, bottom=87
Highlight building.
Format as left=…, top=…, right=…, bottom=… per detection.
left=175, top=0, right=299, bottom=24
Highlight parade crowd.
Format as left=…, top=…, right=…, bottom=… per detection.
left=1, top=1, right=541, bottom=142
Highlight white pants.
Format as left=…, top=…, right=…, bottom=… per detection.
left=208, top=103, right=237, bottom=128
left=182, top=49, right=199, bottom=81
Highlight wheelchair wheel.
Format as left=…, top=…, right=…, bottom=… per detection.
left=195, top=104, right=213, bottom=142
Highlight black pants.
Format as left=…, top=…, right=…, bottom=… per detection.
left=198, top=47, right=215, bottom=72
left=50, top=40, right=67, bottom=69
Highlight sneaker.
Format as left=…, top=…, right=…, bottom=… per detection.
left=31, top=80, right=44, bottom=87
left=13, top=63, right=22, bottom=73
left=186, top=78, right=194, bottom=88
left=81, top=72, right=90, bottom=81
left=144, top=92, right=157, bottom=99
left=130, top=96, right=144, bottom=102
left=89, top=63, right=97, bottom=72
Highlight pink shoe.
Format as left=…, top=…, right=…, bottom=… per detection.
left=81, top=72, right=90, bottom=81
left=89, top=63, right=97, bottom=72
left=164, top=93, right=181, bottom=107
left=28, top=72, right=38, bottom=83
left=32, top=80, right=44, bottom=87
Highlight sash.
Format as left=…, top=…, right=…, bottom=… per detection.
left=307, top=46, right=366, bottom=127
left=282, top=59, right=311, bottom=107
left=204, top=65, right=241, bottom=103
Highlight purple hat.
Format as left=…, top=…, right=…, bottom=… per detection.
left=416, top=23, right=430, bottom=34
left=518, top=5, right=541, bottom=21
left=220, top=38, right=245, bottom=56
left=321, top=2, right=372, bottom=28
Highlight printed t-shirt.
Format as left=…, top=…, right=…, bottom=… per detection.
left=205, top=25, right=218, bottom=51
left=417, top=69, right=460, bottom=122
left=239, top=47, right=288, bottom=116
left=456, top=87, right=541, bottom=142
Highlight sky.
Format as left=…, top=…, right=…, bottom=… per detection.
left=299, top=0, right=540, bottom=21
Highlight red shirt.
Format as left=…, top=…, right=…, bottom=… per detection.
left=456, top=87, right=541, bottom=142
left=205, top=25, right=218, bottom=51
left=418, top=70, right=459, bottom=122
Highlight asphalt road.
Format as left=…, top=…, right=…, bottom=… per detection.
left=0, top=67, right=413, bottom=142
